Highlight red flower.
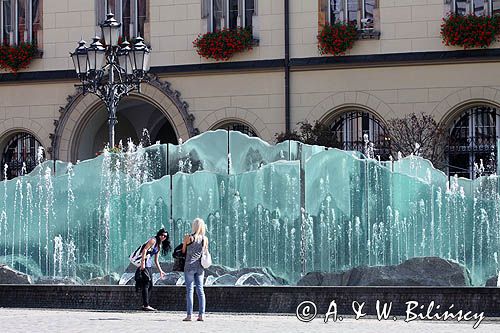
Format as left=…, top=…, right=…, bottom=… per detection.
left=193, top=27, right=253, bottom=61
left=317, top=22, right=358, bottom=56
left=0, top=42, right=38, bottom=73
left=440, top=13, right=498, bottom=49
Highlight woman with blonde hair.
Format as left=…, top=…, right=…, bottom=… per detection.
left=182, top=217, right=208, bottom=321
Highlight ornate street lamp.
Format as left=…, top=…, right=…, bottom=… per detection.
left=70, top=13, right=151, bottom=149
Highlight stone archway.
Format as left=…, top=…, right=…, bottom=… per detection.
left=51, top=76, right=198, bottom=162
left=198, top=107, right=272, bottom=141
left=434, top=87, right=500, bottom=129
left=305, top=91, right=397, bottom=123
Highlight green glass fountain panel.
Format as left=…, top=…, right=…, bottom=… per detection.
left=229, top=131, right=291, bottom=173
left=366, top=159, right=393, bottom=267
left=1, top=131, right=500, bottom=285
left=300, top=143, right=327, bottom=162
left=232, top=161, right=301, bottom=281
left=304, top=149, right=368, bottom=273
left=168, top=130, right=228, bottom=175
left=171, top=171, right=224, bottom=249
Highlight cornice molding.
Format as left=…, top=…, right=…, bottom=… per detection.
left=2, top=49, right=500, bottom=83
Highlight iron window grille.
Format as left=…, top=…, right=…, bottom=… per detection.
left=446, top=105, right=499, bottom=179
left=1, top=132, right=44, bottom=180
left=219, top=122, right=257, bottom=137
left=330, top=111, right=391, bottom=160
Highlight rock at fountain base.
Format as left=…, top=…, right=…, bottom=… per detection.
left=485, top=275, right=500, bottom=287
left=297, top=257, right=472, bottom=286
left=76, top=263, right=105, bottom=281
left=87, top=273, right=121, bottom=285
left=35, top=276, right=84, bottom=285
left=119, top=263, right=289, bottom=286
left=0, top=264, right=33, bottom=284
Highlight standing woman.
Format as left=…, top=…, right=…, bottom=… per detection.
left=139, top=228, right=172, bottom=311
left=182, top=218, right=208, bottom=321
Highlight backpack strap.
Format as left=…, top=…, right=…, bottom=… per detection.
left=143, top=238, right=156, bottom=255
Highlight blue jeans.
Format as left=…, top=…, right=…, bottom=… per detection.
left=184, top=269, right=205, bottom=316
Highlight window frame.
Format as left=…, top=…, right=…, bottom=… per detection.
left=450, top=0, right=497, bottom=16
left=96, top=0, right=147, bottom=40
left=0, top=0, right=40, bottom=46
left=206, top=0, right=255, bottom=32
left=327, top=0, right=376, bottom=29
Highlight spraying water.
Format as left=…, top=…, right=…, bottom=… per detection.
left=0, top=130, right=498, bottom=285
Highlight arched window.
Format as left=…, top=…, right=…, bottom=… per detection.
left=447, top=105, right=499, bottom=179
left=215, top=121, right=257, bottom=137
left=329, top=110, right=390, bottom=159
left=1, top=132, right=44, bottom=180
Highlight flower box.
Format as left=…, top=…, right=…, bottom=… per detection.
left=193, top=27, right=254, bottom=61
left=0, top=43, right=40, bottom=74
left=441, top=14, right=499, bottom=49
left=317, top=22, right=359, bottom=56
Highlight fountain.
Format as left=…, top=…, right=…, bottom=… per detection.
left=0, top=129, right=499, bottom=285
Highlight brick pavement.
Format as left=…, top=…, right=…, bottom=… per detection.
left=0, top=308, right=499, bottom=333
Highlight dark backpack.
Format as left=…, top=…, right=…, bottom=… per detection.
left=134, top=267, right=151, bottom=292
left=172, top=243, right=185, bottom=272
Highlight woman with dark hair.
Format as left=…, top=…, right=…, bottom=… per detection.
left=138, top=228, right=172, bottom=311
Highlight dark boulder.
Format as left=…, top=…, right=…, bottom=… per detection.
left=485, top=275, right=499, bottom=287
left=87, top=273, right=120, bottom=285
left=36, top=276, right=84, bottom=285
left=0, top=255, right=43, bottom=278
left=297, top=257, right=472, bottom=286
left=0, top=264, right=33, bottom=284
left=156, top=272, right=184, bottom=285
left=76, top=263, right=104, bottom=280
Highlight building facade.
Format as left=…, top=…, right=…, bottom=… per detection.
left=1, top=0, right=500, bottom=179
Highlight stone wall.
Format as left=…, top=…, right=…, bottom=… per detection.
left=1, top=285, right=499, bottom=316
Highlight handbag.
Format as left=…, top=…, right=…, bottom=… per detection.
left=129, top=242, right=150, bottom=267
left=201, top=248, right=212, bottom=269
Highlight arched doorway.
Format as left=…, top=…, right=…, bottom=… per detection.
left=75, top=96, right=178, bottom=161
left=446, top=104, right=499, bottom=179
left=53, top=77, right=198, bottom=163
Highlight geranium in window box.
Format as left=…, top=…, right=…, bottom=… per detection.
left=317, top=22, right=358, bottom=56
left=441, top=13, right=499, bottom=49
left=193, top=27, right=254, bottom=61
left=0, top=42, right=40, bottom=74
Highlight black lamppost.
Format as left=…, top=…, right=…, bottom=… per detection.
left=70, top=13, right=151, bottom=149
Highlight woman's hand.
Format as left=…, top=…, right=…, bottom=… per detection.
left=160, top=270, right=165, bottom=279
left=182, top=234, right=190, bottom=254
